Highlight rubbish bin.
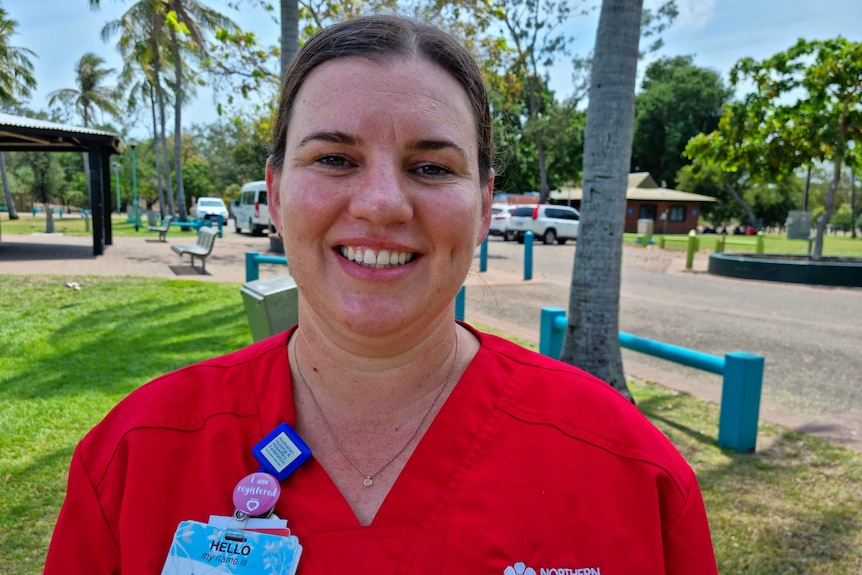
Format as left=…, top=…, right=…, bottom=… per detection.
left=785, top=210, right=812, bottom=240
left=240, top=274, right=299, bottom=342
left=637, top=218, right=654, bottom=236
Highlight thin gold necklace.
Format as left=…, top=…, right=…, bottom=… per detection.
left=292, top=330, right=459, bottom=487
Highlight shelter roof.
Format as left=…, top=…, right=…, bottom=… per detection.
left=550, top=172, right=717, bottom=203
left=0, top=113, right=124, bottom=154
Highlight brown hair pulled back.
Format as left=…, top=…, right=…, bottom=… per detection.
left=268, top=15, right=493, bottom=187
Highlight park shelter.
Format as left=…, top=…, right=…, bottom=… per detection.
left=0, top=113, right=124, bottom=255
left=550, top=172, right=717, bottom=234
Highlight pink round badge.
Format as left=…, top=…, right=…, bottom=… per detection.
left=233, top=472, right=281, bottom=516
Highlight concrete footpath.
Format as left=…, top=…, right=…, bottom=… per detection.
left=1, top=229, right=860, bottom=452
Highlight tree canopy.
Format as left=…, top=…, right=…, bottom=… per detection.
left=683, top=37, right=862, bottom=255
left=631, top=55, right=731, bottom=188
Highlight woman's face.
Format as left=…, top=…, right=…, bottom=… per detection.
left=267, top=56, right=492, bottom=342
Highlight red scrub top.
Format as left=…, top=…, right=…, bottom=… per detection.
left=45, top=325, right=717, bottom=574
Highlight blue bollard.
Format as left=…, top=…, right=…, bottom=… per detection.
left=524, top=231, right=534, bottom=281
left=479, top=236, right=488, bottom=272
left=539, top=307, right=566, bottom=357
left=455, top=285, right=466, bottom=321
left=245, top=252, right=260, bottom=282
left=718, top=352, right=765, bottom=453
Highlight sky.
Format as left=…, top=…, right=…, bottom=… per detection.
left=5, top=0, right=862, bottom=139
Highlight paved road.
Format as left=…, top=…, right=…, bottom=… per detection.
left=465, top=237, right=862, bottom=451
left=2, top=228, right=860, bottom=450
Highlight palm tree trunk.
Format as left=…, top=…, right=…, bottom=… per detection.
left=280, top=0, right=299, bottom=79
left=560, top=0, right=643, bottom=401
left=150, top=86, right=166, bottom=218
left=150, top=18, right=174, bottom=216
left=169, top=27, right=188, bottom=222
left=155, top=78, right=174, bottom=216
left=45, top=201, right=55, bottom=233
left=1, top=152, right=19, bottom=219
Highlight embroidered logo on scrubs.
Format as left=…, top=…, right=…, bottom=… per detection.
left=504, top=563, right=536, bottom=575
left=504, top=564, right=602, bottom=575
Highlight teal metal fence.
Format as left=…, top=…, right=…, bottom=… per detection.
left=539, top=307, right=765, bottom=453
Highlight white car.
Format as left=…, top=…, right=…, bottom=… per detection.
left=489, top=204, right=517, bottom=240
left=506, top=204, right=580, bottom=244
left=193, top=197, right=229, bottom=223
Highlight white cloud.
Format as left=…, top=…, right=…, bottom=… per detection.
left=671, top=0, right=716, bottom=31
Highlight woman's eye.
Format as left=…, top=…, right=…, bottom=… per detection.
left=316, top=155, right=349, bottom=168
left=417, top=164, right=451, bottom=177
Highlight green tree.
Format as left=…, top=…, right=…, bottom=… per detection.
left=47, top=52, right=121, bottom=211
left=47, top=52, right=120, bottom=128
left=105, top=0, right=176, bottom=217
left=676, top=161, right=744, bottom=227
left=163, top=1, right=235, bottom=221
left=727, top=38, right=862, bottom=258
left=560, top=0, right=643, bottom=401
left=682, top=113, right=765, bottom=230
left=92, top=0, right=236, bottom=222
left=496, top=0, right=585, bottom=204
left=15, top=152, right=63, bottom=233
left=0, top=4, right=37, bottom=219
left=631, top=55, right=731, bottom=188
left=830, top=203, right=854, bottom=232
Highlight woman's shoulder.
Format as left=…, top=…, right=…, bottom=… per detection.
left=77, top=333, right=291, bottom=460
left=473, top=329, right=692, bottom=481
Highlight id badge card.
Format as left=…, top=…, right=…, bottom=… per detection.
left=161, top=520, right=301, bottom=575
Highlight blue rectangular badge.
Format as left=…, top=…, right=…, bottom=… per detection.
left=161, top=520, right=301, bottom=575
left=252, top=423, right=312, bottom=482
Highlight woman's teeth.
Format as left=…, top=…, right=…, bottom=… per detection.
left=341, top=246, right=414, bottom=268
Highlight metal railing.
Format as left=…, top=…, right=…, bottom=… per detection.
left=539, top=307, right=765, bottom=453
left=245, top=252, right=288, bottom=281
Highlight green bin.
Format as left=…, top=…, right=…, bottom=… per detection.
left=241, top=275, right=299, bottom=342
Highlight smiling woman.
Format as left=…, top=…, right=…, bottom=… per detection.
left=45, top=14, right=717, bottom=575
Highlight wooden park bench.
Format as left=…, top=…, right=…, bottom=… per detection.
left=147, top=214, right=174, bottom=242
left=170, top=226, right=217, bottom=272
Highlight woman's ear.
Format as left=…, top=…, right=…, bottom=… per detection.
left=477, top=169, right=495, bottom=246
left=265, top=159, right=282, bottom=236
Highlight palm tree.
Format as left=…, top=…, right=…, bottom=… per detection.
left=0, top=5, right=37, bottom=220
left=559, top=0, right=643, bottom=401
left=106, top=2, right=175, bottom=217
left=92, top=0, right=234, bottom=222
left=48, top=52, right=120, bottom=128
left=163, top=0, right=235, bottom=221
left=48, top=52, right=121, bottom=211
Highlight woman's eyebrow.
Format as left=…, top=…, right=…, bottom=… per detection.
left=407, top=138, right=468, bottom=161
left=298, top=131, right=361, bottom=148
left=297, top=132, right=468, bottom=162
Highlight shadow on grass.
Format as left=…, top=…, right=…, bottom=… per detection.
left=637, top=391, right=862, bottom=574
left=0, top=277, right=251, bottom=401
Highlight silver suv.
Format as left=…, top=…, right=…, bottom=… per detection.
left=506, top=204, right=580, bottom=244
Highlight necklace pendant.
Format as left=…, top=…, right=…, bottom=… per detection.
left=363, top=476, right=373, bottom=487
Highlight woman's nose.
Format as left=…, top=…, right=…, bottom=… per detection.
left=347, top=161, right=414, bottom=224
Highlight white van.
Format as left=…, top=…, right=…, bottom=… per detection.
left=232, top=180, right=271, bottom=236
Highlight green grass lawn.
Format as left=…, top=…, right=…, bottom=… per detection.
left=0, top=212, right=223, bottom=237
left=1, top=275, right=860, bottom=574
left=624, top=230, right=862, bottom=257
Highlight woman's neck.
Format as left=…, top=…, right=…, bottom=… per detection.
left=290, top=316, right=463, bottom=414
